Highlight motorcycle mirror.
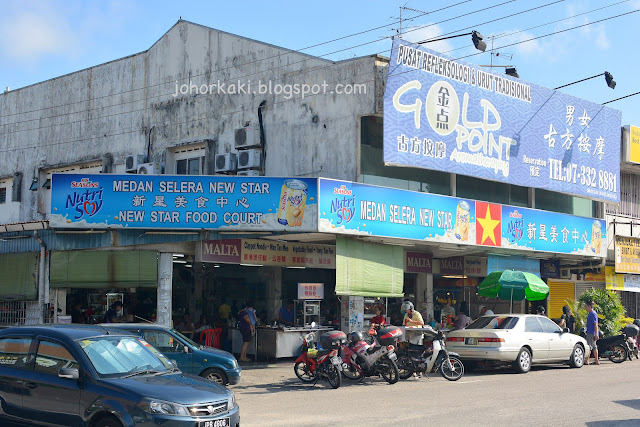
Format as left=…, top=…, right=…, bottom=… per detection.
left=311, top=321, right=316, bottom=328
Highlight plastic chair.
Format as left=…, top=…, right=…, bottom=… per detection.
left=199, top=328, right=223, bottom=349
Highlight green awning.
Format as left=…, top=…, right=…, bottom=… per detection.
left=0, top=253, right=38, bottom=300
left=335, top=237, right=404, bottom=297
left=50, top=250, right=158, bottom=289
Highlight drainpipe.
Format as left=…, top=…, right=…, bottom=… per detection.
left=34, top=230, right=48, bottom=323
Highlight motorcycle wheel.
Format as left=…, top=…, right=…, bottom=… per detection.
left=342, top=363, right=364, bottom=381
left=379, top=356, right=399, bottom=384
left=439, top=356, right=464, bottom=381
left=609, top=344, right=626, bottom=363
left=294, top=361, right=315, bottom=382
left=326, top=364, right=342, bottom=389
left=396, top=355, right=414, bottom=380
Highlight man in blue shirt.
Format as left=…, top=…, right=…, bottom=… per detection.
left=584, top=300, right=600, bottom=365
left=278, top=300, right=295, bottom=326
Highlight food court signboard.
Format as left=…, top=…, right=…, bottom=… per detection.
left=318, top=178, right=606, bottom=257
left=199, top=239, right=336, bottom=269
left=384, top=38, right=621, bottom=203
left=615, top=235, right=640, bottom=273
left=50, top=174, right=317, bottom=231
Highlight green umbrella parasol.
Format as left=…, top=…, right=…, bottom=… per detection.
left=478, top=270, right=549, bottom=312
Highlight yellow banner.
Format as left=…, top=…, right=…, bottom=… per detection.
left=615, top=235, right=640, bottom=273
left=630, top=125, right=640, bottom=164
left=605, top=266, right=624, bottom=290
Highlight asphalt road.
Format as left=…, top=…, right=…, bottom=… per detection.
left=233, top=357, right=640, bottom=427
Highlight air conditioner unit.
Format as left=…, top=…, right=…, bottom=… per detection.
left=215, top=153, right=237, bottom=173
left=234, top=127, right=261, bottom=149
left=237, top=149, right=262, bottom=169
left=237, top=170, right=261, bottom=177
left=137, top=163, right=160, bottom=174
left=125, top=154, right=147, bottom=172
left=559, top=269, right=571, bottom=279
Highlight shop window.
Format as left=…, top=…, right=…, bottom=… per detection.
left=359, top=116, right=450, bottom=195
left=35, top=341, right=78, bottom=375
left=0, top=337, right=33, bottom=369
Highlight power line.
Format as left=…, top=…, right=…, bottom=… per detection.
left=603, top=91, right=640, bottom=105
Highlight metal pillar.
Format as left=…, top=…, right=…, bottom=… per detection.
left=157, top=253, right=173, bottom=328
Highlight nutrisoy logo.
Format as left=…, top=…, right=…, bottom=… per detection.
left=507, top=210, right=524, bottom=242
left=330, top=185, right=356, bottom=226
left=66, top=178, right=104, bottom=220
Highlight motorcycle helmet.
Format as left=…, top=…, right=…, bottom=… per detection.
left=633, top=319, right=640, bottom=328
left=401, top=301, right=414, bottom=313
left=349, top=331, right=363, bottom=344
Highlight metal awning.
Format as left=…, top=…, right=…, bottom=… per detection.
left=0, top=221, right=49, bottom=233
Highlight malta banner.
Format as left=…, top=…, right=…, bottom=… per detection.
left=50, top=174, right=317, bottom=231
left=384, top=38, right=621, bottom=203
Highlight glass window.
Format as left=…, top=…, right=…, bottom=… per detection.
left=539, top=316, right=561, bottom=333
left=78, top=336, right=173, bottom=377
left=142, top=331, right=182, bottom=353
left=525, top=316, right=544, bottom=333
left=188, top=158, right=200, bottom=175
left=176, top=156, right=205, bottom=175
left=0, top=337, right=33, bottom=369
left=456, top=175, right=528, bottom=207
left=35, top=341, right=78, bottom=375
left=0, top=187, right=6, bottom=204
left=466, top=316, right=518, bottom=330
left=536, top=189, right=597, bottom=217
left=176, top=159, right=187, bottom=175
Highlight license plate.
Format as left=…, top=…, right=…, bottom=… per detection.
left=199, top=418, right=230, bottom=427
left=388, top=352, right=397, bottom=360
left=331, top=356, right=342, bottom=365
left=465, top=338, right=478, bottom=345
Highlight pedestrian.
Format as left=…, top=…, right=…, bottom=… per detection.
left=558, top=305, right=575, bottom=333
left=238, top=301, right=256, bottom=362
left=584, top=300, right=600, bottom=365
left=536, top=306, right=546, bottom=316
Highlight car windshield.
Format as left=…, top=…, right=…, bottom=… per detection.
left=77, top=336, right=175, bottom=378
left=466, top=316, right=519, bottom=330
left=171, top=329, right=200, bottom=348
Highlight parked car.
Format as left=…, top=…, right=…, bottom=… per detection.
left=103, top=323, right=241, bottom=386
left=0, top=324, right=239, bottom=426
left=445, top=314, right=588, bottom=373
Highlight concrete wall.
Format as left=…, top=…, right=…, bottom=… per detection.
left=0, top=21, right=382, bottom=224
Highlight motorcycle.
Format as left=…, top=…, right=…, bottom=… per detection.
left=580, top=324, right=638, bottom=363
left=341, top=326, right=403, bottom=384
left=396, top=326, right=464, bottom=381
left=294, top=330, right=345, bottom=389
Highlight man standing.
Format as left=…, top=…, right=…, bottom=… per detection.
left=584, top=301, right=599, bottom=365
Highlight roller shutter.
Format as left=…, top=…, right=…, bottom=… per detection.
left=547, top=280, right=575, bottom=319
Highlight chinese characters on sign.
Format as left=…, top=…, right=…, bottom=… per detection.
left=297, top=283, right=325, bottom=300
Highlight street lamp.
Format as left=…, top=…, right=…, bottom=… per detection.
left=554, top=72, right=616, bottom=90
left=479, top=64, right=520, bottom=79
left=417, top=30, right=487, bottom=52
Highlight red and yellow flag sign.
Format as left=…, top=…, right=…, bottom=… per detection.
left=476, top=202, right=501, bottom=246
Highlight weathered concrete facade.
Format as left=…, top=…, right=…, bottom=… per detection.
left=0, top=20, right=385, bottom=224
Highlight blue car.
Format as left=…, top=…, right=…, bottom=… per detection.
left=0, top=325, right=239, bottom=427
left=104, top=323, right=241, bottom=386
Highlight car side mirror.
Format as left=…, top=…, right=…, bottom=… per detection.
left=58, top=368, right=79, bottom=380
left=170, top=359, right=178, bottom=368
left=562, top=327, right=570, bottom=333
left=183, top=345, right=190, bottom=354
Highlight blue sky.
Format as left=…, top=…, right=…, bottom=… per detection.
left=1, top=0, right=639, bottom=125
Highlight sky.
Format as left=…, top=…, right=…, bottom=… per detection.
left=1, top=0, right=639, bottom=126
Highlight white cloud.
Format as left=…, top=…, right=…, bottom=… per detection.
left=0, top=6, right=78, bottom=61
left=402, top=24, right=453, bottom=53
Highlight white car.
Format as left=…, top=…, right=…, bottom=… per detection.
left=445, top=314, right=588, bottom=373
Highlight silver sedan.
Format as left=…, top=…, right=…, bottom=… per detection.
left=445, top=314, right=588, bottom=373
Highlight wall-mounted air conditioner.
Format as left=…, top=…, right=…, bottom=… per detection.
left=125, top=154, right=147, bottom=172
left=237, top=170, right=261, bottom=177
left=137, top=163, right=160, bottom=174
left=234, top=127, right=261, bottom=149
left=237, top=149, right=262, bottom=169
left=559, top=269, right=571, bottom=279
left=215, top=153, right=237, bottom=173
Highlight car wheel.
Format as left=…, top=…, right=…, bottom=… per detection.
left=569, top=344, right=585, bottom=368
left=201, top=368, right=228, bottom=385
left=512, top=348, right=531, bottom=373
left=94, top=415, right=123, bottom=427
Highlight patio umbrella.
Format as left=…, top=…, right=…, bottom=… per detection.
left=478, top=270, right=549, bottom=313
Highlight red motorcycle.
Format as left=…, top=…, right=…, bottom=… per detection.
left=294, top=330, right=346, bottom=389
left=341, top=326, right=402, bottom=384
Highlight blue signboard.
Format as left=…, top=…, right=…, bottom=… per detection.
left=384, top=38, right=621, bottom=203
left=318, top=178, right=606, bottom=257
left=50, top=174, right=317, bottom=231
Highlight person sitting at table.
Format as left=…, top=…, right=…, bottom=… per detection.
left=104, top=301, right=127, bottom=323
left=194, top=314, right=213, bottom=334
left=370, top=306, right=386, bottom=328
left=176, top=313, right=195, bottom=338
left=278, top=300, right=295, bottom=326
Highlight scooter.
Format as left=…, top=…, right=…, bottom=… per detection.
left=341, top=326, right=403, bottom=384
left=396, top=326, right=465, bottom=381
left=580, top=326, right=635, bottom=363
left=293, top=331, right=344, bottom=389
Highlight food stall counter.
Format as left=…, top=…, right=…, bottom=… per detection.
left=256, top=326, right=335, bottom=360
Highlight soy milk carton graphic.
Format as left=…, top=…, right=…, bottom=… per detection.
left=591, top=221, right=602, bottom=254
left=277, top=179, right=308, bottom=227
left=454, top=201, right=470, bottom=241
